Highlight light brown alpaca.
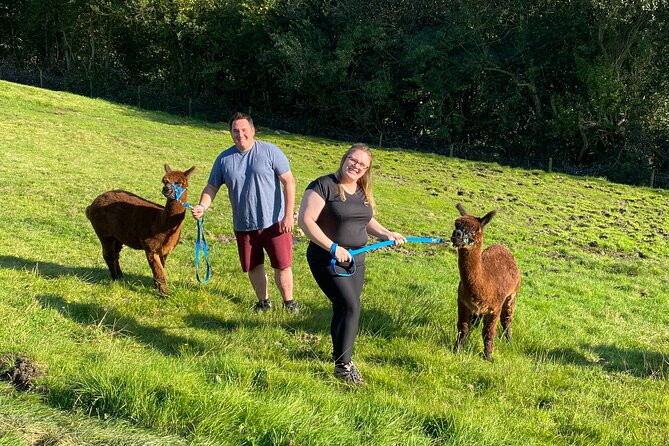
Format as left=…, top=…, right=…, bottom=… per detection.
left=85, top=164, right=195, bottom=295
left=450, top=203, right=520, bottom=362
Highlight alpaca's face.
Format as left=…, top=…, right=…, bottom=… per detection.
left=161, top=172, right=190, bottom=201
left=451, top=204, right=495, bottom=249
left=451, top=216, right=482, bottom=248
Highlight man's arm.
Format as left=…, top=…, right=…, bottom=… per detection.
left=191, top=183, right=219, bottom=220
left=278, top=171, right=295, bottom=233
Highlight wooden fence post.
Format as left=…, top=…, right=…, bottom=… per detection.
left=650, top=169, right=655, bottom=188
left=449, top=144, right=454, bottom=157
left=137, top=86, right=141, bottom=107
left=548, top=157, right=553, bottom=173
left=188, top=98, right=192, bottom=117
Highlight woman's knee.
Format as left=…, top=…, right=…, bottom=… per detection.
left=342, top=298, right=360, bottom=317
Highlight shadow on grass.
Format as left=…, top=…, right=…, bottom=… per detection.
left=531, top=344, right=668, bottom=379
left=36, top=294, right=207, bottom=356
left=185, top=304, right=404, bottom=339
left=184, top=302, right=407, bottom=368
left=183, top=312, right=267, bottom=332
left=0, top=255, right=150, bottom=286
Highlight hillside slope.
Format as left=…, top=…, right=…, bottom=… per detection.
left=0, top=81, right=668, bottom=445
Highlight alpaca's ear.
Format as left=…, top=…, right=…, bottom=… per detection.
left=164, top=164, right=172, bottom=173
left=456, top=203, right=467, bottom=216
left=184, top=166, right=196, bottom=178
left=480, top=210, right=496, bottom=227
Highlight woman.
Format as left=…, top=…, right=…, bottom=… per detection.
left=298, top=143, right=406, bottom=384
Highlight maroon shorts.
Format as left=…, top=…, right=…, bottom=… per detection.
left=234, top=222, right=293, bottom=272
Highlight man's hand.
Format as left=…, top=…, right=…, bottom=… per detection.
left=191, top=204, right=206, bottom=220
left=280, top=213, right=294, bottom=233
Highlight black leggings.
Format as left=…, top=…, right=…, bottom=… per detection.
left=307, top=243, right=366, bottom=365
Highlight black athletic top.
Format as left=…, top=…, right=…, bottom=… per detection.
left=305, top=174, right=373, bottom=265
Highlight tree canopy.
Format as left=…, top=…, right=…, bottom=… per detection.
left=1, top=0, right=668, bottom=185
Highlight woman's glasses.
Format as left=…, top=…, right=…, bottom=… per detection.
left=347, top=156, right=369, bottom=170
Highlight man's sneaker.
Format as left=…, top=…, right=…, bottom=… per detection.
left=254, top=298, right=273, bottom=313
left=282, top=300, right=299, bottom=314
left=333, top=361, right=364, bottom=385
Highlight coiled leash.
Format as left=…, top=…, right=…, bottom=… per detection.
left=173, top=183, right=211, bottom=283
left=330, top=236, right=443, bottom=277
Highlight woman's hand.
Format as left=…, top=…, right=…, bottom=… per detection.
left=334, top=245, right=352, bottom=263
left=386, top=231, right=407, bottom=245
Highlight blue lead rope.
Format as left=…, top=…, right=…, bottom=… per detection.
left=173, top=183, right=211, bottom=283
left=193, top=217, right=211, bottom=283
left=330, top=236, right=443, bottom=277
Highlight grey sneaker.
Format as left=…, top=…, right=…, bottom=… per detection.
left=282, top=300, right=299, bottom=314
left=254, top=298, right=273, bottom=313
left=333, top=361, right=364, bottom=385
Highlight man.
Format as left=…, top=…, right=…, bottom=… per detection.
left=192, top=112, right=297, bottom=313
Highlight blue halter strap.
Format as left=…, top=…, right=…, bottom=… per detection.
left=171, top=183, right=211, bottom=283
left=173, top=183, right=190, bottom=208
left=330, top=236, right=443, bottom=276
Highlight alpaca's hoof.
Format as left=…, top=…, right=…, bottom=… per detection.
left=483, top=353, right=494, bottom=363
left=154, top=278, right=168, bottom=296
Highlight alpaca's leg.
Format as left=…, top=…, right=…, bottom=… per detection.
left=482, top=313, right=501, bottom=362
left=100, top=237, right=122, bottom=280
left=501, top=293, right=517, bottom=342
left=160, top=254, right=167, bottom=267
left=146, top=251, right=168, bottom=296
left=454, top=299, right=473, bottom=352
left=112, top=239, right=124, bottom=279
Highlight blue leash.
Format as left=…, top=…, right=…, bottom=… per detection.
left=192, top=217, right=210, bottom=283
left=173, top=183, right=211, bottom=283
left=330, top=236, right=443, bottom=277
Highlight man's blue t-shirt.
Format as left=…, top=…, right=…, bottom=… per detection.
left=208, top=141, right=290, bottom=231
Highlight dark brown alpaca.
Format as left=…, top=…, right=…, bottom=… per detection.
left=450, top=203, right=520, bottom=362
left=86, top=164, right=195, bottom=295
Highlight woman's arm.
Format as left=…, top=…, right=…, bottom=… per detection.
left=298, top=189, right=352, bottom=263
left=366, top=217, right=407, bottom=245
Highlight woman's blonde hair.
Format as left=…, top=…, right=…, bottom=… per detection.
left=335, top=143, right=376, bottom=211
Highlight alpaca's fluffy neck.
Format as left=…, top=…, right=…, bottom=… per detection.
left=457, top=243, right=485, bottom=289
left=160, top=196, right=187, bottom=225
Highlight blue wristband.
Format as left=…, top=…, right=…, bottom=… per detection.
left=330, top=242, right=338, bottom=258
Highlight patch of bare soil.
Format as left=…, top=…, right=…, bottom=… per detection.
left=0, top=353, right=46, bottom=392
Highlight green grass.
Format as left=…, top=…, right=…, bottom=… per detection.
left=1, top=80, right=668, bottom=445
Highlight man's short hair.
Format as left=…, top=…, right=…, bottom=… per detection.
left=229, top=112, right=254, bottom=131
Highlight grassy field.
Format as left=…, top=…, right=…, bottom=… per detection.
left=0, top=80, right=668, bottom=445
